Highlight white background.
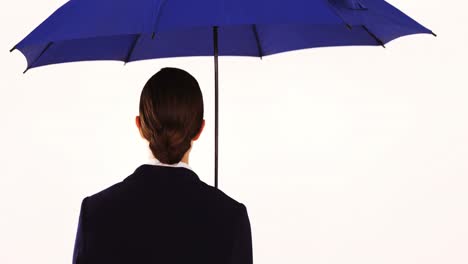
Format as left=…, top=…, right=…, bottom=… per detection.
left=1, top=0, right=467, bottom=263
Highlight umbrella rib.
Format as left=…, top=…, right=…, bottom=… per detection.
left=24, top=42, right=53, bottom=74
left=151, top=0, right=168, bottom=39
left=362, top=25, right=386, bottom=48
left=252, top=24, right=264, bottom=59
left=326, top=2, right=353, bottom=30
left=124, top=34, right=141, bottom=64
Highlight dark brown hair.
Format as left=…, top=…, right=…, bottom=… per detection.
left=139, top=67, right=204, bottom=164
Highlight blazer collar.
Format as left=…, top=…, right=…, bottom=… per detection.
left=125, top=164, right=201, bottom=183
left=145, top=156, right=193, bottom=172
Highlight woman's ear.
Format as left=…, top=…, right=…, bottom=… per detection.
left=136, top=115, right=144, bottom=139
left=193, top=119, right=205, bottom=141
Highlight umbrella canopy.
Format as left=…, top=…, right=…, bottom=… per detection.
left=11, top=0, right=434, bottom=70
left=10, top=0, right=435, bottom=188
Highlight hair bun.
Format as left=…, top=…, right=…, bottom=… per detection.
left=149, top=127, right=191, bottom=164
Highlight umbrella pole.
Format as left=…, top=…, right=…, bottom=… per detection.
left=213, top=26, right=219, bottom=189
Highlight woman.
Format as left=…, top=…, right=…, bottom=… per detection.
left=72, top=67, right=253, bottom=264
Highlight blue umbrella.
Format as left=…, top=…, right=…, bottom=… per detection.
left=10, top=0, right=435, bottom=188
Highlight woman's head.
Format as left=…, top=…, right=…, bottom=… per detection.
left=136, top=67, right=205, bottom=164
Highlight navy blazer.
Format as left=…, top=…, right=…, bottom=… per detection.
left=72, top=164, right=253, bottom=264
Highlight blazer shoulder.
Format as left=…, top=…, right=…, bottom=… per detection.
left=83, top=179, right=128, bottom=214
left=197, top=181, right=245, bottom=210
left=90, top=180, right=125, bottom=199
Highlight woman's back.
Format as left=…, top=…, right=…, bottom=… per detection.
left=73, top=67, right=252, bottom=263
left=73, top=164, right=252, bottom=264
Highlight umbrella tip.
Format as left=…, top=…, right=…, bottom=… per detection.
left=431, top=31, right=437, bottom=37
left=23, top=68, right=29, bottom=74
left=10, top=46, right=16, bottom=52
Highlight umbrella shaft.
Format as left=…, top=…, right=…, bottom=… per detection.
left=213, top=26, right=219, bottom=189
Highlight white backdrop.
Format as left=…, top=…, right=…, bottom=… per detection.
left=1, top=0, right=467, bottom=263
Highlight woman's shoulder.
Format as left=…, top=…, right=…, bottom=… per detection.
left=82, top=180, right=126, bottom=214
left=82, top=167, right=246, bottom=216
left=196, top=180, right=245, bottom=211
